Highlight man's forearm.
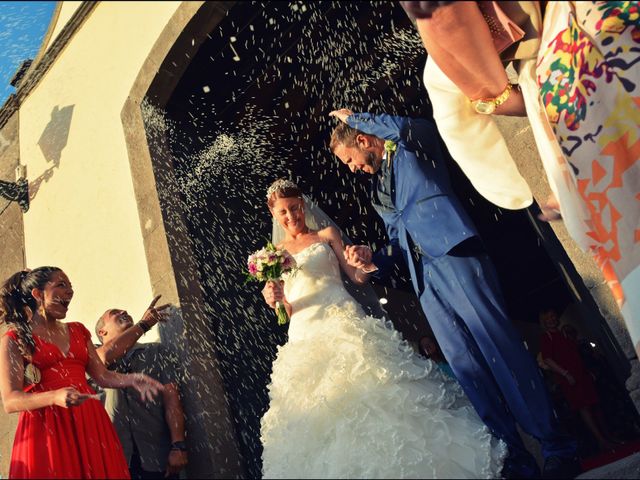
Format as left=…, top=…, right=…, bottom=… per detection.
left=97, top=324, right=147, bottom=366
left=347, top=112, right=406, bottom=142
left=163, top=384, right=186, bottom=442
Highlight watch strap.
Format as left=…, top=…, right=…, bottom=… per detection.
left=493, top=82, right=513, bottom=107
left=471, top=82, right=513, bottom=114
left=170, top=440, right=188, bottom=451
left=136, top=321, right=151, bottom=334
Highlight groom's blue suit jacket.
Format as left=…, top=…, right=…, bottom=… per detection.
left=346, top=112, right=478, bottom=291
left=347, top=113, right=576, bottom=463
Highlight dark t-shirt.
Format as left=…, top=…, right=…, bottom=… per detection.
left=104, top=343, right=178, bottom=472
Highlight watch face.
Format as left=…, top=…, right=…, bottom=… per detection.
left=474, top=100, right=496, bottom=115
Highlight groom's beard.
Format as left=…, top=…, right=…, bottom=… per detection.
left=362, top=150, right=381, bottom=174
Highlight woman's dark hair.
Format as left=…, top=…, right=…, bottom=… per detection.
left=266, top=179, right=303, bottom=209
left=0, top=267, right=61, bottom=358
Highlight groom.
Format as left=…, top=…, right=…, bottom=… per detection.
left=329, top=109, right=578, bottom=479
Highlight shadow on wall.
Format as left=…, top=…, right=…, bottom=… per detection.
left=29, top=105, right=74, bottom=201
left=38, top=105, right=74, bottom=166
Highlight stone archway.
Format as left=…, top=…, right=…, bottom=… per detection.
left=121, top=2, right=244, bottom=478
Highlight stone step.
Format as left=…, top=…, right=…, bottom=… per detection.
left=577, top=452, right=640, bottom=479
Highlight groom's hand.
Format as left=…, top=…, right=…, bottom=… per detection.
left=262, top=280, right=285, bottom=309
left=329, top=108, right=354, bottom=123
left=344, top=245, right=373, bottom=269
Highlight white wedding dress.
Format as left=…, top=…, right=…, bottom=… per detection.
left=260, top=242, right=507, bottom=479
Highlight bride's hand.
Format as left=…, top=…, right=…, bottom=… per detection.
left=262, top=280, right=285, bottom=309
left=344, top=245, right=372, bottom=269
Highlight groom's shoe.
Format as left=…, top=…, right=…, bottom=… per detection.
left=501, top=451, right=541, bottom=479
left=542, top=455, right=582, bottom=479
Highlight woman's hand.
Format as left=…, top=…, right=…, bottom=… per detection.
left=52, top=387, right=91, bottom=408
left=538, top=193, right=562, bottom=222
left=262, top=280, right=285, bottom=309
left=130, top=373, right=164, bottom=403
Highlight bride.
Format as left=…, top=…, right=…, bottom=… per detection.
left=259, top=179, right=506, bottom=479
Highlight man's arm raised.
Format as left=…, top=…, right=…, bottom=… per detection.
left=330, top=108, right=437, bottom=150
left=96, top=295, right=170, bottom=366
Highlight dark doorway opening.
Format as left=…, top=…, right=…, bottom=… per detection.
left=150, top=1, right=639, bottom=475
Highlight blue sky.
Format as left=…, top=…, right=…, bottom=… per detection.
left=0, top=1, right=56, bottom=105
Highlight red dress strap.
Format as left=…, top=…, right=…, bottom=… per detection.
left=67, top=321, right=92, bottom=344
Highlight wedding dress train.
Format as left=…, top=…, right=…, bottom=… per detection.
left=260, top=241, right=506, bottom=478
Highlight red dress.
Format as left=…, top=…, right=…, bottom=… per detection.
left=539, top=329, right=599, bottom=411
left=7, top=322, right=130, bottom=479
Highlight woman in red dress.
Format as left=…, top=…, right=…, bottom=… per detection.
left=0, top=267, right=164, bottom=479
left=539, top=308, right=614, bottom=453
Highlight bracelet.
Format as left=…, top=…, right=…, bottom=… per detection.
left=360, top=264, right=378, bottom=274
left=170, top=440, right=188, bottom=452
left=471, top=83, right=513, bottom=115
left=136, top=321, right=151, bottom=334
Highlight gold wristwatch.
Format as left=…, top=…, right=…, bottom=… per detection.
left=471, top=83, right=513, bottom=115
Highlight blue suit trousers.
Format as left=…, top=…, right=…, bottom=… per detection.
left=414, top=248, right=576, bottom=460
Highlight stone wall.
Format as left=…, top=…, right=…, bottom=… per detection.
left=0, top=111, right=25, bottom=477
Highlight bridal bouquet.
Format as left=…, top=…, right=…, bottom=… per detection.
left=246, top=242, right=298, bottom=325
